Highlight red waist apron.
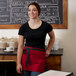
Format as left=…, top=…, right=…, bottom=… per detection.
left=22, top=46, right=46, bottom=72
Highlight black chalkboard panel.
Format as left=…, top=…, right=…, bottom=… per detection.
left=0, top=0, right=63, bottom=24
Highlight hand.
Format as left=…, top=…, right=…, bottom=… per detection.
left=46, top=50, right=50, bottom=57
left=16, top=64, right=22, bottom=73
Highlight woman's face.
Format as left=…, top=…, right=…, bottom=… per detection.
left=28, top=5, right=39, bottom=19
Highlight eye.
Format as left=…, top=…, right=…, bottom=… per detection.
left=28, top=8, right=37, bottom=12
left=28, top=9, right=31, bottom=11
left=33, top=9, right=37, bottom=11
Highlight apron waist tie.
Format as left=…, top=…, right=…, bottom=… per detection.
left=26, top=48, right=31, bottom=66
left=23, top=48, right=31, bottom=67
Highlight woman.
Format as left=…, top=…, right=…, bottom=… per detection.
left=17, top=2, right=55, bottom=76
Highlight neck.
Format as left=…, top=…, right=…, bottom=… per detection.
left=29, top=17, right=40, bottom=24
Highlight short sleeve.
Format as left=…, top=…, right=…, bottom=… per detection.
left=18, top=24, right=25, bottom=36
left=46, top=24, right=53, bottom=33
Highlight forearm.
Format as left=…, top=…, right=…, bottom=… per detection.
left=46, top=38, right=55, bottom=51
left=17, top=45, right=24, bottom=65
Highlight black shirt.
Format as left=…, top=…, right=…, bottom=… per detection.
left=18, top=21, right=53, bottom=49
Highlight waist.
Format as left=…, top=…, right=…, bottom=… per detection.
left=25, top=44, right=45, bottom=49
left=23, top=46, right=45, bottom=53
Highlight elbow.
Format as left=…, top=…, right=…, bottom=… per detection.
left=53, top=36, right=55, bottom=42
left=50, top=35, right=55, bottom=44
left=18, top=43, right=24, bottom=49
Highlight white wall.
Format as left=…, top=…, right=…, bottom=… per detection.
left=0, top=0, right=76, bottom=75
left=0, top=29, right=18, bottom=38
left=54, top=0, right=76, bottom=75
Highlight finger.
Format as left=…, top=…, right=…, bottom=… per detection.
left=46, top=54, right=49, bottom=57
left=20, top=67, right=22, bottom=72
left=17, top=68, right=21, bottom=73
left=17, top=69, right=19, bottom=73
left=46, top=53, right=49, bottom=57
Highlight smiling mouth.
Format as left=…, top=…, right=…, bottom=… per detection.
left=29, top=15, right=35, bottom=17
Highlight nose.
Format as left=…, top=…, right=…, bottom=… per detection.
left=30, top=10, right=33, bottom=13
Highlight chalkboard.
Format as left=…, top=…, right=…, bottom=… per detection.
left=0, top=0, right=63, bottom=24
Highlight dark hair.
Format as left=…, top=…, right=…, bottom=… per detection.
left=28, top=2, right=41, bottom=16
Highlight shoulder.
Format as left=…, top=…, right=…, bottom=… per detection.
left=42, top=21, right=53, bottom=32
left=18, top=22, right=28, bottom=35
left=19, top=22, right=28, bottom=33
left=42, top=21, right=52, bottom=28
left=20, top=22, right=28, bottom=29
